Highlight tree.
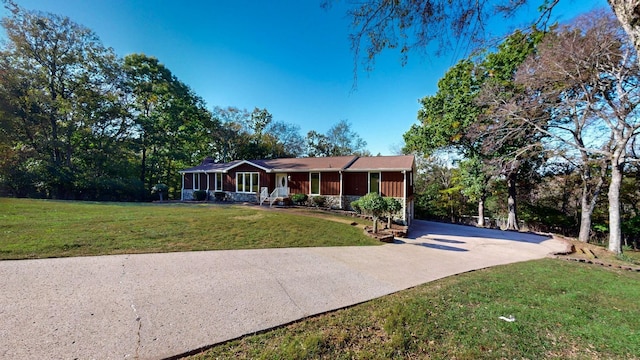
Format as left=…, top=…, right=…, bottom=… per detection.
left=264, top=121, right=306, bottom=158
left=0, top=2, right=131, bottom=199
left=458, top=155, right=493, bottom=227
left=483, top=10, right=640, bottom=253
left=404, top=30, right=543, bottom=230
left=384, top=197, right=402, bottom=229
left=359, top=192, right=387, bottom=233
left=307, top=120, right=369, bottom=157
left=123, top=53, right=213, bottom=198
left=333, top=0, right=640, bottom=74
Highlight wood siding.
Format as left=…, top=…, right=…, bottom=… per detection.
left=380, top=171, right=404, bottom=197
left=288, top=172, right=309, bottom=194
left=226, top=163, right=269, bottom=192
left=320, top=172, right=340, bottom=195
left=344, top=172, right=368, bottom=196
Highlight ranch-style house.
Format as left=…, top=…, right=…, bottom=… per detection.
left=179, top=155, right=415, bottom=224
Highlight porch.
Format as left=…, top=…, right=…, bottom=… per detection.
left=259, top=186, right=290, bottom=207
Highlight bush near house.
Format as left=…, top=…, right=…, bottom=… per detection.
left=350, top=199, right=362, bottom=214
left=312, top=196, right=326, bottom=207
left=291, top=193, right=308, bottom=205
left=193, top=190, right=207, bottom=201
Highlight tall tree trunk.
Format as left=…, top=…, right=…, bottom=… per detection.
left=578, top=166, right=605, bottom=242
left=477, top=195, right=486, bottom=227
left=608, top=0, right=640, bottom=65
left=506, top=172, right=519, bottom=231
left=608, top=160, right=624, bottom=254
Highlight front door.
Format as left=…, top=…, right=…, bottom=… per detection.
left=275, top=173, right=288, bottom=197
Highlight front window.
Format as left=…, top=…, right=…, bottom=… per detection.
left=310, top=172, right=320, bottom=195
left=369, top=172, right=380, bottom=194
left=214, top=173, right=223, bottom=191
left=193, top=173, right=200, bottom=190
left=236, top=172, right=259, bottom=193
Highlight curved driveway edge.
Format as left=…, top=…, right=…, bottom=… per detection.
left=0, top=220, right=566, bottom=359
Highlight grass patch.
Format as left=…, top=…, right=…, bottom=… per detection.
left=0, top=198, right=378, bottom=260
left=189, top=259, right=640, bottom=359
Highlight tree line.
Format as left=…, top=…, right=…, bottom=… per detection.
left=0, top=3, right=369, bottom=201
left=402, top=10, right=639, bottom=253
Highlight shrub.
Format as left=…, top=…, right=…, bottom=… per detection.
left=351, top=199, right=362, bottom=213
left=291, top=193, right=308, bottom=205
left=312, top=196, right=326, bottom=207
left=151, top=183, right=169, bottom=201
left=193, top=190, right=208, bottom=201
left=359, top=192, right=387, bottom=233
left=384, top=197, right=402, bottom=228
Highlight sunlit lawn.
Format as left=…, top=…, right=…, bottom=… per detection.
left=190, top=259, right=640, bottom=360
left=0, top=198, right=378, bottom=260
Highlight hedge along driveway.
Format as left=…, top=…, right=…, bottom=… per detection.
left=0, top=198, right=379, bottom=260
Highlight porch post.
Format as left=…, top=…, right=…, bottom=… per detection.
left=402, top=170, right=407, bottom=224
left=339, top=171, right=343, bottom=209
left=181, top=173, right=185, bottom=201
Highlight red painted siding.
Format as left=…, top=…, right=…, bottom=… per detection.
left=227, top=163, right=269, bottom=192
left=288, top=172, right=309, bottom=194
left=223, top=173, right=233, bottom=192
left=381, top=172, right=404, bottom=197
left=344, top=172, right=368, bottom=196
left=320, top=172, right=340, bottom=195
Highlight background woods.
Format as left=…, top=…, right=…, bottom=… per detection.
left=0, top=3, right=368, bottom=201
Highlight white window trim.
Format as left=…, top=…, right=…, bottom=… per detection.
left=236, top=172, right=259, bottom=193
left=214, top=173, right=223, bottom=191
left=193, top=173, right=200, bottom=190
left=368, top=172, right=381, bottom=194
left=310, top=172, right=321, bottom=195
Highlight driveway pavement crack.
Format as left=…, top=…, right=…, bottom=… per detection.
left=121, top=255, right=143, bottom=359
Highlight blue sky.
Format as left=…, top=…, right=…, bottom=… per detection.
left=2, top=0, right=609, bottom=156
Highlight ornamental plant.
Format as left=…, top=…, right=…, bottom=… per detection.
left=151, top=183, right=169, bottom=201
left=359, top=192, right=387, bottom=233
left=384, top=197, right=402, bottom=229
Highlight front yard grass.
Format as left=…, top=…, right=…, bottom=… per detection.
left=0, top=198, right=378, bottom=260
left=189, top=259, right=640, bottom=359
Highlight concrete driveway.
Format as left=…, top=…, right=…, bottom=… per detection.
left=0, top=220, right=566, bottom=359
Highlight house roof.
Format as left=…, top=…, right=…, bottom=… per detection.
left=346, top=155, right=415, bottom=171
left=179, top=155, right=415, bottom=173
left=179, top=159, right=243, bottom=173
left=251, top=156, right=358, bottom=172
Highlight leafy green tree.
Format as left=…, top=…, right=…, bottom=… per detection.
left=307, top=120, right=369, bottom=157
left=404, top=30, right=543, bottom=229
left=484, top=11, right=640, bottom=253
left=458, top=155, right=492, bottom=227
left=0, top=2, right=131, bottom=199
left=359, top=192, right=387, bottom=233
left=383, top=197, right=402, bottom=229
left=123, top=53, right=213, bottom=198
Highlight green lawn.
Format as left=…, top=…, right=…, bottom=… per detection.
left=0, top=198, right=378, bottom=259
left=189, top=259, right=640, bottom=360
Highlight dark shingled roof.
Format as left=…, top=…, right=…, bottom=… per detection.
left=251, top=156, right=358, bottom=172
left=180, top=155, right=415, bottom=173
left=179, top=160, right=242, bottom=173
left=346, top=155, right=414, bottom=171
